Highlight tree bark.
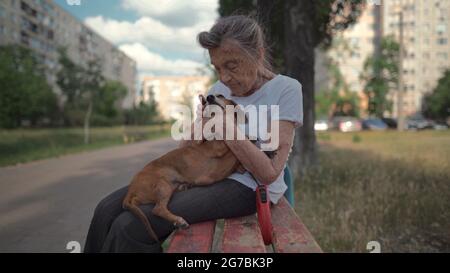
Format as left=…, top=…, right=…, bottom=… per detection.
left=284, top=0, right=318, bottom=180
left=256, top=0, right=275, bottom=35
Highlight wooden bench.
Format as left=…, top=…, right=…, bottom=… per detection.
left=166, top=167, right=322, bottom=253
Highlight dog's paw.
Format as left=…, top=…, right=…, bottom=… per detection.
left=176, top=183, right=190, bottom=192
left=174, top=217, right=189, bottom=229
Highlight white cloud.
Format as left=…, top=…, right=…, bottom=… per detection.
left=83, top=1, right=218, bottom=80
left=119, top=43, right=204, bottom=76
left=120, top=0, right=218, bottom=27
left=85, top=15, right=214, bottom=62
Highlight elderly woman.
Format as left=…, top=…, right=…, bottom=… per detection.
left=84, top=15, right=303, bottom=253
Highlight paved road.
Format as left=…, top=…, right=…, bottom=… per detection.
left=0, top=138, right=177, bottom=253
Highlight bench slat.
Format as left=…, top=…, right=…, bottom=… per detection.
left=271, top=197, right=323, bottom=253
left=220, top=214, right=267, bottom=253
left=166, top=220, right=216, bottom=253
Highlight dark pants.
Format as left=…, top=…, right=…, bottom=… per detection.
left=84, top=178, right=256, bottom=253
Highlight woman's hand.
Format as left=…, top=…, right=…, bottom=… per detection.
left=204, top=107, right=243, bottom=141
left=224, top=120, right=296, bottom=185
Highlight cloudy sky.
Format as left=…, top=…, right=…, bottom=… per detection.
left=54, top=0, right=219, bottom=81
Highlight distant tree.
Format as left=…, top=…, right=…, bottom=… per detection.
left=360, top=36, right=400, bottom=118
left=422, top=69, right=450, bottom=122
left=124, top=100, right=161, bottom=125
left=0, top=45, right=58, bottom=128
left=316, top=62, right=360, bottom=118
left=179, top=92, right=195, bottom=120
left=92, top=80, right=128, bottom=125
left=57, top=48, right=104, bottom=143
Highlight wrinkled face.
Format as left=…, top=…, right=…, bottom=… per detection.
left=209, top=39, right=261, bottom=97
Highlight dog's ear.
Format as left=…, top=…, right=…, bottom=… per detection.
left=222, top=96, right=237, bottom=107
left=199, top=95, right=207, bottom=105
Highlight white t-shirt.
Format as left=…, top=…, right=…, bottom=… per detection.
left=207, top=74, right=303, bottom=204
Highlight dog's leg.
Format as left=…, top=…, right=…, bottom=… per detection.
left=152, top=181, right=189, bottom=229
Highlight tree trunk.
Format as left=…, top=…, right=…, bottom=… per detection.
left=84, top=100, right=92, bottom=144
left=284, top=0, right=318, bottom=180
left=256, top=0, right=275, bottom=34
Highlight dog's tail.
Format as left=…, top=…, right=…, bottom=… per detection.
left=123, top=195, right=160, bottom=244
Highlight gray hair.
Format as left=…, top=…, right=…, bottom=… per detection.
left=197, top=15, right=272, bottom=73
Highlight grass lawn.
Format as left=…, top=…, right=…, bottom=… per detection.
left=0, top=124, right=171, bottom=167
left=296, top=130, right=450, bottom=252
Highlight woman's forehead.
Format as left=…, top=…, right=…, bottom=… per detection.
left=209, top=40, right=246, bottom=65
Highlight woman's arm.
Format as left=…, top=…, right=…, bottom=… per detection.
left=224, top=120, right=295, bottom=185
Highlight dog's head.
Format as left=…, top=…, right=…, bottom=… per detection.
left=199, top=94, right=247, bottom=124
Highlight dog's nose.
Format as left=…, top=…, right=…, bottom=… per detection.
left=206, top=95, right=215, bottom=104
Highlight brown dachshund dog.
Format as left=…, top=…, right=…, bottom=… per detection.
left=123, top=94, right=254, bottom=243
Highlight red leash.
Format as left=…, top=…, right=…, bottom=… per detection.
left=252, top=175, right=273, bottom=245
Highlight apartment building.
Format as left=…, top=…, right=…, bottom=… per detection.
left=383, top=0, right=450, bottom=117
left=323, top=2, right=383, bottom=118
left=0, top=0, right=137, bottom=108
left=325, top=0, right=449, bottom=118
left=140, top=76, right=211, bottom=121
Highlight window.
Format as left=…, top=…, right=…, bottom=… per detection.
left=436, top=24, right=446, bottom=34
left=437, top=38, right=448, bottom=45
left=349, top=37, right=359, bottom=46
left=30, top=37, right=40, bottom=49
left=351, top=52, right=360, bottom=59
left=20, top=1, right=37, bottom=17
left=437, top=52, right=448, bottom=59
left=11, top=14, right=18, bottom=23
left=47, top=29, right=53, bottom=40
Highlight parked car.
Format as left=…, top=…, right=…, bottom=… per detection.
left=362, top=118, right=388, bottom=131
left=405, top=114, right=435, bottom=130
left=381, top=117, right=397, bottom=129
left=314, top=119, right=330, bottom=131
left=433, top=123, right=449, bottom=130
left=329, top=116, right=362, bottom=132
